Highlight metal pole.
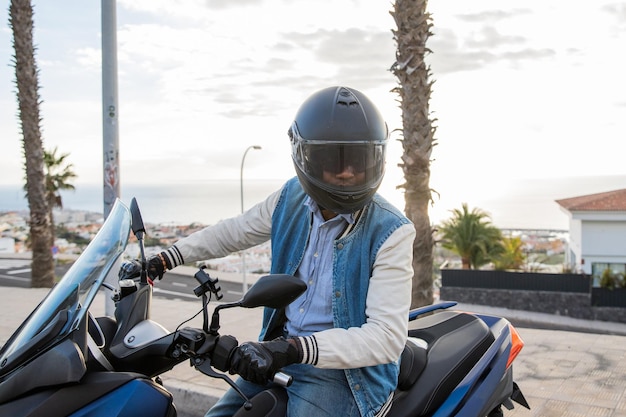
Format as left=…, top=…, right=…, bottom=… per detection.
left=102, top=0, right=120, bottom=218
left=240, top=145, right=261, bottom=293
left=102, top=0, right=120, bottom=316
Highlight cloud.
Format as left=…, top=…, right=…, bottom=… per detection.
left=427, top=17, right=556, bottom=75
left=454, top=8, right=533, bottom=23
left=464, top=26, right=526, bottom=49
left=601, top=2, right=626, bottom=19
left=201, top=0, right=264, bottom=10
left=273, top=27, right=396, bottom=90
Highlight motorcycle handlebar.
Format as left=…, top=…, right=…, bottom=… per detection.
left=212, top=335, right=292, bottom=387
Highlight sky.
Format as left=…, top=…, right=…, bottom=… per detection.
left=1, top=0, right=625, bottom=230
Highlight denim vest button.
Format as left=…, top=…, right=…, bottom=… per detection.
left=335, top=291, right=341, bottom=298
left=337, top=243, right=344, bottom=249
left=354, top=384, right=361, bottom=390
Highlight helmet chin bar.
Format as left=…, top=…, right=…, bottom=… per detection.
left=294, top=166, right=379, bottom=214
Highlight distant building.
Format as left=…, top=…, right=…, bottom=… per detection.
left=0, top=237, right=15, bottom=254
left=556, top=189, right=626, bottom=284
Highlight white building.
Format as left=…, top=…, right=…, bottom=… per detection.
left=0, top=237, right=15, bottom=254
left=557, top=189, right=626, bottom=284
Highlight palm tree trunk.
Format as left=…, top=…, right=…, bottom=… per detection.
left=391, top=0, right=436, bottom=308
left=10, top=0, right=55, bottom=287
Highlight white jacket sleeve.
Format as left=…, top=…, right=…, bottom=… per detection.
left=298, top=222, right=415, bottom=369
left=172, top=187, right=282, bottom=265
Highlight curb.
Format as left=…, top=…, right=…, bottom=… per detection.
left=164, top=380, right=222, bottom=417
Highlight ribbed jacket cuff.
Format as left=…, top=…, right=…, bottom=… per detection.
left=162, top=246, right=184, bottom=269
left=295, top=335, right=318, bottom=366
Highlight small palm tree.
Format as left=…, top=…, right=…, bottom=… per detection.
left=44, top=147, right=77, bottom=247
left=438, top=203, right=503, bottom=269
left=494, top=236, right=526, bottom=271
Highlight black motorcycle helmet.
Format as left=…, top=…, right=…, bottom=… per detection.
left=289, top=86, right=388, bottom=214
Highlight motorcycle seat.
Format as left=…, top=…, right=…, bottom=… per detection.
left=397, top=338, right=427, bottom=390
left=389, top=311, right=495, bottom=417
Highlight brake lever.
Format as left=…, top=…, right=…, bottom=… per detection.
left=193, top=357, right=253, bottom=411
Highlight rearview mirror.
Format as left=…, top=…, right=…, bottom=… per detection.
left=240, top=274, right=306, bottom=309
left=129, top=198, right=145, bottom=239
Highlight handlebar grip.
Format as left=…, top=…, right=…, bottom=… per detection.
left=213, top=335, right=239, bottom=372
left=272, top=371, right=293, bottom=387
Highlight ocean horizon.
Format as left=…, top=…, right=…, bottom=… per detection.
left=1, top=176, right=625, bottom=231
left=0, top=179, right=286, bottom=227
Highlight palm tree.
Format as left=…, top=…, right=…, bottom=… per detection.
left=390, top=0, right=436, bottom=308
left=10, top=0, right=55, bottom=287
left=494, top=236, right=526, bottom=271
left=438, top=203, right=503, bottom=270
left=44, top=147, right=77, bottom=248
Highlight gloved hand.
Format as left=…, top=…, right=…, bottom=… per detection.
left=118, top=253, right=168, bottom=283
left=146, top=254, right=167, bottom=280
left=229, top=337, right=300, bottom=385
left=118, top=259, right=142, bottom=280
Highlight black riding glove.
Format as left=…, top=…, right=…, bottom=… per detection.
left=146, top=254, right=167, bottom=280
left=118, top=248, right=182, bottom=283
left=119, top=259, right=141, bottom=281
left=229, top=337, right=301, bottom=385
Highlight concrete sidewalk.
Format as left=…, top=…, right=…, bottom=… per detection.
left=2, top=280, right=626, bottom=416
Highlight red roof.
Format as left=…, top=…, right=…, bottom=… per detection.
left=556, top=189, right=626, bottom=211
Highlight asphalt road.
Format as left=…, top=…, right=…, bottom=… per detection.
left=3, top=259, right=625, bottom=338
left=0, top=259, right=245, bottom=304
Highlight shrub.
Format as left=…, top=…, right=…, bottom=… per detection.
left=599, top=269, right=625, bottom=289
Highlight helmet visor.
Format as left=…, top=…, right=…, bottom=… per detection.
left=293, top=140, right=386, bottom=195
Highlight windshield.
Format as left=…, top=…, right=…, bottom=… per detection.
left=0, top=200, right=130, bottom=372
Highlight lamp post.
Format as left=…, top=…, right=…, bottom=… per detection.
left=240, top=145, right=262, bottom=293
left=102, top=0, right=120, bottom=316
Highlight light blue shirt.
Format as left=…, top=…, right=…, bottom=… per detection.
left=285, top=197, right=354, bottom=336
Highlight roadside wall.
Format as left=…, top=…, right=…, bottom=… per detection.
left=440, top=269, right=626, bottom=324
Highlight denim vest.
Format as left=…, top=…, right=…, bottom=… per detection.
left=260, top=177, right=411, bottom=417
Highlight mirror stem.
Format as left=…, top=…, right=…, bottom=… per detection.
left=209, top=310, right=220, bottom=335
left=208, top=303, right=240, bottom=335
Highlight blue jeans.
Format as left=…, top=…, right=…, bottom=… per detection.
left=205, top=364, right=360, bottom=417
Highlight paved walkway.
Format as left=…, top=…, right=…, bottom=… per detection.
left=2, top=282, right=626, bottom=416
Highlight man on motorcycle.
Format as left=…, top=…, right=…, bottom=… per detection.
left=148, top=86, right=416, bottom=417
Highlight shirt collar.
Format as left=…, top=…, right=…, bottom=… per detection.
left=304, top=196, right=355, bottom=224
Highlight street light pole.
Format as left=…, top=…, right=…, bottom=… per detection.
left=102, top=0, right=120, bottom=316
left=240, top=145, right=261, bottom=293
